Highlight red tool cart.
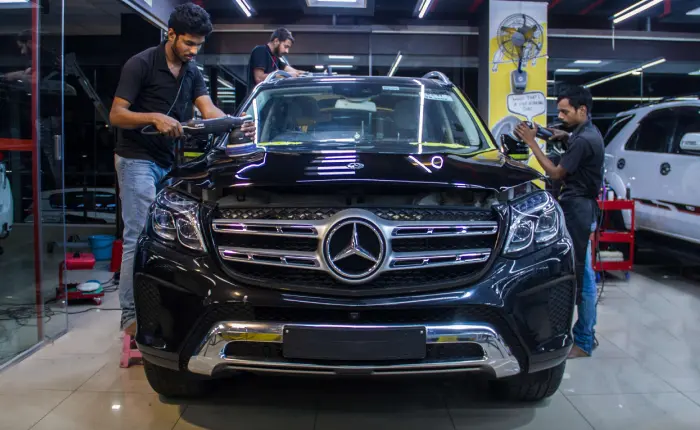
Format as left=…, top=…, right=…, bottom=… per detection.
left=591, top=199, right=635, bottom=280
left=57, top=252, right=105, bottom=305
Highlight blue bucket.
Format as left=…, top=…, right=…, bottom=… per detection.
left=88, top=235, right=115, bottom=261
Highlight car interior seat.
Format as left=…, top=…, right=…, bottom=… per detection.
left=393, top=100, right=421, bottom=140
left=285, top=96, right=320, bottom=133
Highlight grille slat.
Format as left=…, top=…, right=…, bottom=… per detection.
left=222, top=261, right=487, bottom=289
left=216, top=207, right=497, bottom=222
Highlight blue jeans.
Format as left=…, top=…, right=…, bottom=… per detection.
left=572, top=222, right=598, bottom=355
left=115, top=155, right=169, bottom=330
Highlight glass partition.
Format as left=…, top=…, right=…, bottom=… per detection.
left=0, top=0, right=67, bottom=366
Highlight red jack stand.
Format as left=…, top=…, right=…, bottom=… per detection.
left=120, top=334, right=142, bottom=368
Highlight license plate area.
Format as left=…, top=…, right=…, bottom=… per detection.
left=283, top=326, right=427, bottom=361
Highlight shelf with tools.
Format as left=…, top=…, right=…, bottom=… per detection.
left=591, top=199, right=635, bottom=280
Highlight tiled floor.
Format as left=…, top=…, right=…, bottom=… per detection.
left=1, top=266, right=700, bottom=429
left=0, top=225, right=113, bottom=364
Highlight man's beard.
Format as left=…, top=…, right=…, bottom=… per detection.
left=558, top=120, right=575, bottom=131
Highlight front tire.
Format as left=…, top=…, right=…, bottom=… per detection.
left=143, top=360, right=208, bottom=398
left=490, top=361, right=566, bottom=402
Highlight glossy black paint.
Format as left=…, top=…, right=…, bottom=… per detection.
left=168, top=149, right=543, bottom=192
left=134, top=74, right=571, bottom=378
left=133, top=233, right=575, bottom=374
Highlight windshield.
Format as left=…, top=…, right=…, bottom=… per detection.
left=241, top=82, right=493, bottom=154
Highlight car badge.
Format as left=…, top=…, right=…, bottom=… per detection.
left=347, top=162, right=364, bottom=170
left=324, top=220, right=385, bottom=282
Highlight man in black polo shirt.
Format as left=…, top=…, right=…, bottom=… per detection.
left=514, top=85, right=604, bottom=359
left=109, top=3, right=254, bottom=336
left=247, top=28, right=306, bottom=93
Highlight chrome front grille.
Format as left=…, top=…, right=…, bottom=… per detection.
left=212, top=207, right=499, bottom=291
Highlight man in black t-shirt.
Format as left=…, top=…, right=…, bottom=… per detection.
left=1, top=30, right=63, bottom=189
left=514, top=86, right=604, bottom=359
left=247, top=28, right=306, bottom=94
left=109, top=3, right=254, bottom=336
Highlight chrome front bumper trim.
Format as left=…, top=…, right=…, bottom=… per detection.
left=187, top=321, right=521, bottom=379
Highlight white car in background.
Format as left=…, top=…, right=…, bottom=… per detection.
left=0, top=155, right=13, bottom=245
left=603, top=99, right=700, bottom=248
left=24, top=187, right=117, bottom=224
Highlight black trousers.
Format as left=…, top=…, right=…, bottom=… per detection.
left=559, top=197, right=597, bottom=305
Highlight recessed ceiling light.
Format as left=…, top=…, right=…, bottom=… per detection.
left=574, top=60, right=602, bottom=65
left=555, top=68, right=581, bottom=73
left=306, top=0, right=367, bottom=8
left=316, top=64, right=354, bottom=69
left=328, top=55, right=355, bottom=60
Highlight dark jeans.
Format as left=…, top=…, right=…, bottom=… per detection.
left=559, top=197, right=597, bottom=305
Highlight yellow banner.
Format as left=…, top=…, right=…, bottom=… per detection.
left=487, top=1, right=548, bottom=176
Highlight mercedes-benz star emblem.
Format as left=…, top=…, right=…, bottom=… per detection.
left=324, top=219, right=385, bottom=282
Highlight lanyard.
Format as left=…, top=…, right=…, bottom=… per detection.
left=267, top=48, right=279, bottom=71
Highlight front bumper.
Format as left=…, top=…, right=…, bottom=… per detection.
left=188, top=321, right=521, bottom=378
left=133, top=234, right=575, bottom=378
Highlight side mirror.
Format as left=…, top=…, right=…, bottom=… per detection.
left=500, top=134, right=529, bottom=158
left=680, top=133, right=700, bottom=154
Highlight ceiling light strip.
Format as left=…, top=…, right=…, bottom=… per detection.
left=583, top=57, right=665, bottom=88
left=388, top=52, right=403, bottom=77
left=612, top=0, right=664, bottom=24
left=234, top=0, right=253, bottom=18
left=418, top=0, right=433, bottom=19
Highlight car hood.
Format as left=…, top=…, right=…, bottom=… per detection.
left=168, top=147, right=543, bottom=192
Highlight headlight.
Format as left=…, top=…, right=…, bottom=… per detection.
left=503, top=191, right=563, bottom=257
left=150, top=189, right=207, bottom=252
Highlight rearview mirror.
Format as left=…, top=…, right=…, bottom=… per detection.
left=335, top=99, right=377, bottom=112
left=680, top=133, right=700, bottom=154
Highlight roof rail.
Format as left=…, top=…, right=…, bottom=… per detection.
left=422, top=71, right=452, bottom=86
left=262, top=69, right=293, bottom=85
left=630, top=93, right=700, bottom=109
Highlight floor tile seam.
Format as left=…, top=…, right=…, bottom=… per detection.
left=441, top=390, right=458, bottom=430
left=26, top=390, right=74, bottom=430
left=561, top=391, right=596, bottom=430
left=678, top=391, right=700, bottom=408
left=73, top=361, right=110, bottom=392
left=170, top=404, right=189, bottom=430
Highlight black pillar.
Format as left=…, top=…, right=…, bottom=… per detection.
left=209, top=67, right=219, bottom=106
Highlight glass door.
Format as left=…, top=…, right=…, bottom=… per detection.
left=0, top=0, right=67, bottom=367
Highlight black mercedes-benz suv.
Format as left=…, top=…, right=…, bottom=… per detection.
left=133, top=71, right=575, bottom=402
